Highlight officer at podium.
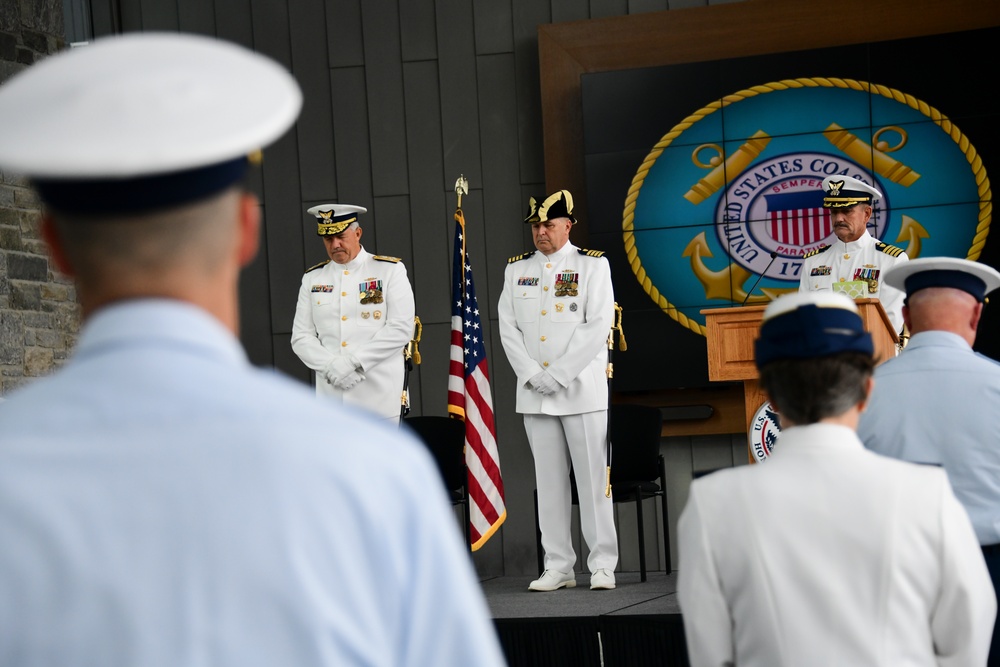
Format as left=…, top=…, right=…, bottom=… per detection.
left=799, top=176, right=908, bottom=333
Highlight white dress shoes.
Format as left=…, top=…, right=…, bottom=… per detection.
left=528, top=569, right=576, bottom=591
left=590, top=568, right=616, bottom=590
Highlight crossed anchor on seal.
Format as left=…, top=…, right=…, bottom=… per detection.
left=682, top=124, right=929, bottom=304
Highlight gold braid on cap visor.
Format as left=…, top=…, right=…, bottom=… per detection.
left=317, top=214, right=357, bottom=235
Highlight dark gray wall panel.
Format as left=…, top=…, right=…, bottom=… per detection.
left=513, top=0, right=549, bottom=186
left=118, top=0, right=144, bottom=31
left=630, top=0, right=669, bottom=12
left=399, top=0, right=437, bottom=62
left=138, top=0, right=178, bottom=29
left=88, top=0, right=118, bottom=36
left=591, top=0, right=628, bottom=19
left=552, top=0, right=589, bottom=23
left=476, top=54, right=524, bottom=321
left=473, top=0, right=514, bottom=56
left=290, top=0, right=337, bottom=203
left=251, top=0, right=301, bottom=338
left=330, top=67, right=374, bottom=209
left=240, top=211, right=274, bottom=367
left=215, top=0, right=260, bottom=199
left=214, top=0, right=254, bottom=47
left=436, top=0, right=482, bottom=191
left=410, top=187, right=452, bottom=325
left=325, top=0, right=363, bottom=67
left=262, top=130, right=305, bottom=336
left=251, top=0, right=292, bottom=66
left=177, top=0, right=215, bottom=34
left=371, top=195, right=412, bottom=267
left=362, top=0, right=409, bottom=197
left=402, top=60, right=451, bottom=325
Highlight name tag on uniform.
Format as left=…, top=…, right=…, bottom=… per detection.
left=311, top=285, right=334, bottom=292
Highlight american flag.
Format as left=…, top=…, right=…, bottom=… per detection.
left=764, top=190, right=831, bottom=246
left=448, top=209, right=506, bottom=551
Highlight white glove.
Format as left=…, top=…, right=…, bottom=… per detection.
left=324, top=354, right=360, bottom=385
left=333, top=370, right=366, bottom=391
left=529, top=370, right=561, bottom=396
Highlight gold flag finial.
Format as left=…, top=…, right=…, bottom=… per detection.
left=455, top=175, right=469, bottom=209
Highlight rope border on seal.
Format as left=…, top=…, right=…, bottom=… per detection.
left=622, top=77, right=993, bottom=337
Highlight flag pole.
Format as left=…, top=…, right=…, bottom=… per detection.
left=455, top=174, right=468, bottom=272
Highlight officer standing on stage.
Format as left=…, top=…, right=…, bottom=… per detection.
left=799, top=175, right=908, bottom=333
left=291, top=204, right=415, bottom=424
left=499, top=190, right=618, bottom=592
left=859, top=256, right=1000, bottom=665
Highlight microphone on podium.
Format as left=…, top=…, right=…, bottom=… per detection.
left=741, top=251, right=778, bottom=307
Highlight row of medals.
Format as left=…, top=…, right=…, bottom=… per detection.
left=554, top=278, right=578, bottom=297
left=360, top=287, right=384, bottom=319
left=359, top=288, right=385, bottom=304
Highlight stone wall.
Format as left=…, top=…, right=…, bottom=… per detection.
left=0, top=0, right=74, bottom=397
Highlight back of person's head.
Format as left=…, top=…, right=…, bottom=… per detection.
left=49, top=191, right=243, bottom=286
left=755, top=292, right=874, bottom=425
left=884, top=257, right=1000, bottom=340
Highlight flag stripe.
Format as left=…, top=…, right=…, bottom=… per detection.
left=448, top=210, right=505, bottom=551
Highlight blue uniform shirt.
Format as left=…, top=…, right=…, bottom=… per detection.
left=0, top=299, right=504, bottom=667
left=859, top=330, right=1000, bottom=545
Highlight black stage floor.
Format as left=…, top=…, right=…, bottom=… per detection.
left=482, top=572, right=689, bottom=667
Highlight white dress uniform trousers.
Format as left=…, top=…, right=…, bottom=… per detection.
left=499, top=241, right=618, bottom=573
left=291, top=247, right=415, bottom=422
left=678, top=423, right=995, bottom=667
left=799, top=230, right=908, bottom=333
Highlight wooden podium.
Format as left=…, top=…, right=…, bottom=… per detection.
left=702, top=298, right=899, bottom=460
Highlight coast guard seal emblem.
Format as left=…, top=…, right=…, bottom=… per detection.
left=624, top=78, right=991, bottom=335
left=749, top=401, right=782, bottom=463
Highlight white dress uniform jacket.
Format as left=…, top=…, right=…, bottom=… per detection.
left=291, top=246, right=415, bottom=419
left=860, top=330, right=1000, bottom=546
left=0, top=300, right=505, bottom=667
left=498, top=242, right=613, bottom=415
left=678, top=423, right=995, bottom=667
left=799, top=230, right=908, bottom=333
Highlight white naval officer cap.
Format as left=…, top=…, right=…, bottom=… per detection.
left=821, top=175, right=882, bottom=209
left=307, top=204, right=367, bottom=236
left=884, top=257, right=1000, bottom=303
left=0, top=32, right=302, bottom=215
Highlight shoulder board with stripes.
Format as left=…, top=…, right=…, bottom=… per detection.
left=304, top=260, right=330, bottom=274
left=577, top=248, right=605, bottom=258
left=876, top=242, right=905, bottom=258
left=803, top=245, right=830, bottom=259
left=373, top=255, right=402, bottom=263
left=508, top=251, right=536, bottom=263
